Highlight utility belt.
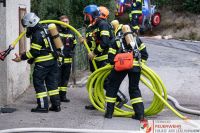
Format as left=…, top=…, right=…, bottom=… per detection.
left=58, top=57, right=72, bottom=64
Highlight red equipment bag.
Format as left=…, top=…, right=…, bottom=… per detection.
left=114, top=52, right=134, bottom=71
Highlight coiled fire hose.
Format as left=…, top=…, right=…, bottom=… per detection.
left=86, top=63, right=189, bottom=119
left=7, top=20, right=199, bottom=120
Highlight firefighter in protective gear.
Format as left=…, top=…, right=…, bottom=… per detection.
left=99, top=6, right=129, bottom=108
left=104, top=19, right=148, bottom=120
left=84, top=5, right=128, bottom=110
left=13, top=12, right=61, bottom=113
left=83, top=5, right=114, bottom=110
left=86, top=6, right=110, bottom=72
left=83, top=5, right=113, bottom=67
left=83, top=5, right=101, bottom=110
left=129, top=0, right=142, bottom=32
left=57, top=15, right=77, bottom=102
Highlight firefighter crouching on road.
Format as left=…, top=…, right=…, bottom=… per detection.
left=129, top=0, right=142, bottom=33
left=57, top=15, right=77, bottom=102
left=12, top=13, right=61, bottom=113
left=104, top=19, right=148, bottom=120
left=83, top=5, right=114, bottom=110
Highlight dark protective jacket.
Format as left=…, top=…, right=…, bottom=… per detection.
left=85, top=24, right=96, bottom=51
left=21, top=24, right=56, bottom=66
left=108, top=24, right=148, bottom=66
left=92, top=18, right=115, bottom=62
left=56, top=26, right=77, bottom=64
left=58, top=27, right=77, bottom=58
left=129, top=0, right=142, bottom=22
left=130, top=0, right=142, bottom=15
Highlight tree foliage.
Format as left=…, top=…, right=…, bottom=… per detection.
left=182, top=0, right=200, bottom=13
left=31, top=0, right=115, bottom=28
left=153, top=0, right=200, bottom=13
left=31, top=0, right=200, bottom=28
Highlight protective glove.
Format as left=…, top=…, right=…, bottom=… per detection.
left=56, top=48, right=64, bottom=57
left=12, top=53, right=21, bottom=62
left=79, top=36, right=85, bottom=44
left=27, top=59, right=34, bottom=64
left=88, top=51, right=96, bottom=60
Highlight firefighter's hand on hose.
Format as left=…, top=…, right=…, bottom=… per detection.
left=79, top=36, right=85, bottom=44
left=12, top=53, right=21, bottom=62
left=88, top=51, right=96, bottom=60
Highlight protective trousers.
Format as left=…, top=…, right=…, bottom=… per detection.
left=33, top=63, right=60, bottom=109
left=58, top=63, right=71, bottom=98
left=93, top=60, right=127, bottom=105
left=105, top=68, right=144, bottom=117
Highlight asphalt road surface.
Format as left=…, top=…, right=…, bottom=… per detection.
left=0, top=38, right=199, bottom=132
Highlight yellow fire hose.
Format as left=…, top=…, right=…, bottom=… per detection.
left=11, top=31, right=26, bottom=48
left=11, top=20, right=188, bottom=120
left=86, top=63, right=188, bottom=120
left=0, top=31, right=26, bottom=61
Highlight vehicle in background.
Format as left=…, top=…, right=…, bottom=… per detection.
left=115, top=0, right=161, bottom=33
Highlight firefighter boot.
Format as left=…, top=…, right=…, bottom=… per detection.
left=31, top=97, right=49, bottom=113
left=49, top=105, right=61, bottom=112
left=105, top=103, right=115, bottom=119
left=31, top=107, right=48, bottom=113
left=85, top=104, right=96, bottom=110
left=132, top=102, right=145, bottom=120
left=60, top=95, right=70, bottom=102
left=49, top=95, right=61, bottom=112
left=60, top=91, right=70, bottom=102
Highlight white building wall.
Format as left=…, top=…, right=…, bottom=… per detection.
left=0, top=0, right=31, bottom=105
left=0, top=2, right=7, bottom=105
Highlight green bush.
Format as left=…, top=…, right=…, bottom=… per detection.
left=183, top=0, right=200, bottom=14
left=31, top=0, right=115, bottom=28
left=153, top=0, right=200, bottom=14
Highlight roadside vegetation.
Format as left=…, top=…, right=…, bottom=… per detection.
left=153, top=8, right=200, bottom=41
left=31, top=0, right=200, bottom=40
left=153, top=0, right=200, bottom=40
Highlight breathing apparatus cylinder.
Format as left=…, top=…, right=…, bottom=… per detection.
left=48, top=23, right=64, bottom=50
left=122, top=25, right=136, bottom=48
left=111, top=20, right=119, bottom=32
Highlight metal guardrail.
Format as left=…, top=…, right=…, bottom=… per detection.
left=71, top=27, right=89, bottom=84
left=73, top=27, right=88, bottom=71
